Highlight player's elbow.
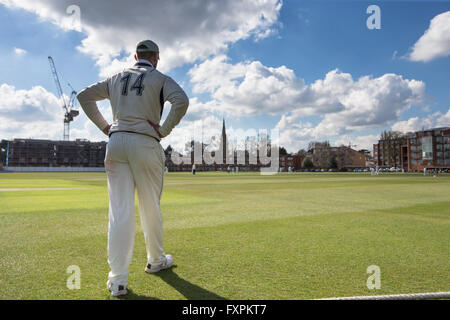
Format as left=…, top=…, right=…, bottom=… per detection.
left=76, top=88, right=88, bottom=104
left=180, top=92, right=189, bottom=110
left=172, top=92, right=189, bottom=115
left=180, top=94, right=189, bottom=118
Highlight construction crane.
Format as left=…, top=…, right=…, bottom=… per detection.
left=67, top=82, right=78, bottom=115
left=48, top=56, right=79, bottom=141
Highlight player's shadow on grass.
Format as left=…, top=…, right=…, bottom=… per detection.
left=155, top=267, right=227, bottom=300
left=117, top=288, right=160, bottom=300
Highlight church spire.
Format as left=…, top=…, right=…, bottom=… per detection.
left=222, top=118, right=226, bottom=137
left=222, top=118, right=227, bottom=165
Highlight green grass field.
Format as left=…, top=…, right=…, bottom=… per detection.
left=0, top=171, right=449, bottom=300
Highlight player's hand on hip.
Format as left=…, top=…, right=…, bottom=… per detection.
left=148, top=120, right=163, bottom=138
left=102, top=124, right=112, bottom=136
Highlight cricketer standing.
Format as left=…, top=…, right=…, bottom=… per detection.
left=77, top=40, right=189, bottom=296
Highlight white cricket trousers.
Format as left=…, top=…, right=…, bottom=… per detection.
left=104, top=132, right=166, bottom=286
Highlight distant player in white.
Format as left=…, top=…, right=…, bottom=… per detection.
left=77, top=40, right=189, bottom=297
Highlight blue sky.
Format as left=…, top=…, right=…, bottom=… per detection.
left=0, top=0, right=449, bottom=153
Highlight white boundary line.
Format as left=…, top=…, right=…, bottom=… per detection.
left=318, top=292, right=450, bottom=300
left=0, top=187, right=89, bottom=192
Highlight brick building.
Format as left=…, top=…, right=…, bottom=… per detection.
left=311, top=145, right=366, bottom=170
left=0, top=138, right=106, bottom=167
left=373, top=136, right=408, bottom=170
left=279, top=154, right=304, bottom=171
left=407, top=127, right=450, bottom=171
left=373, top=127, right=450, bottom=172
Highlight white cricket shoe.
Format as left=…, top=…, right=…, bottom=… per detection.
left=145, top=254, right=174, bottom=274
left=107, top=280, right=128, bottom=297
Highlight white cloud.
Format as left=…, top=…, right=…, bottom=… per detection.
left=69, top=118, right=108, bottom=142
left=181, top=97, right=220, bottom=122
left=0, top=84, right=65, bottom=139
left=273, top=115, right=380, bottom=153
left=161, top=115, right=224, bottom=153
left=436, top=109, right=450, bottom=127
left=274, top=117, right=315, bottom=152
left=314, top=72, right=425, bottom=132
left=0, top=83, right=107, bottom=141
left=13, top=47, right=27, bottom=56
left=189, top=55, right=308, bottom=116
left=0, top=0, right=435, bottom=152
left=0, top=0, right=282, bottom=76
left=274, top=115, right=381, bottom=153
left=189, top=56, right=426, bottom=152
left=334, top=134, right=379, bottom=152
left=190, top=57, right=425, bottom=122
left=391, top=116, right=434, bottom=133
left=409, top=11, right=450, bottom=62
left=0, top=84, right=62, bottom=121
left=391, top=109, right=450, bottom=133
left=161, top=115, right=263, bottom=155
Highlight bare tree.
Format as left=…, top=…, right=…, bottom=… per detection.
left=309, top=140, right=333, bottom=168
left=379, top=130, right=408, bottom=167
left=297, top=149, right=307, bottom=157
left=302, top=157, right=314, bottom=169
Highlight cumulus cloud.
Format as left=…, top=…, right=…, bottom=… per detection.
left=315, top=73, right=425, bottom=132
left=274, top=116, right=316, bottom=152
left=409, top=11, right=450, bottom=62
left=0, top=84, right=63, bottom=122
left=0, top=83, right=108, bottom=141
left=0, top=84, right=67, bottom=139
left=189, top=56, right=426, bottom=152
left=0, top=0, right=433, bottom=152
left=274, top=114, right=380, bottom=153
left=334, top=134, right=380, bottom=152
left=181, top=97, right=220, bottom=122
left=190, top=56, right=425, bottom=122
left=161, top=114, right=267, bottom=155
left=436, top=109, right=450, bottom=127
left=0, top=0, right=282, bottom=76
left=189, top=55, right=308, bottom=116
left=391, top=116, right=434, bottom=133
left=161, top=115, right=224, bottom=153
left=391, top=109, right=450, bottom=133
left=69, top=118, right=109, bottom=142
